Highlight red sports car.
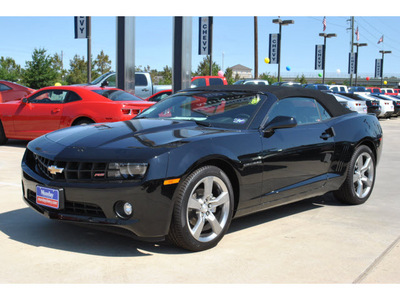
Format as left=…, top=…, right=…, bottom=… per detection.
left=0, top=80, right=35, bottom=103
left=0, top=85, right=155, bottom=143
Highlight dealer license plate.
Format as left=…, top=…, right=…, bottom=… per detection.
left=36, top=186, right=62, bottom=209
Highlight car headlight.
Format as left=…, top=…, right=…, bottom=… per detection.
left=107, top=163, right=148, bottom=179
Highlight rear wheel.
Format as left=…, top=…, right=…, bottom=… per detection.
left=334, top=145, right=375, bottom=205
left=0, top=121, right=8, bottom=145
left=72, top=118, right=94, bottom=126
left=168, top=166, right=234, bottom=251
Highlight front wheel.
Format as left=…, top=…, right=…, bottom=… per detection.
left=168, top=166, right=234, bottom=251
left=334, top=145, right=376, bottom=205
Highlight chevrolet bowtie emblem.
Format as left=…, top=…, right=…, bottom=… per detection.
left=47, top=165, right=64, bottom=175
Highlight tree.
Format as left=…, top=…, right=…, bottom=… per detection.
left=224, top=67, right=234, bottom=84
left=94, top=50, right=112, bottom=75
left=259, top=72, right=278, bottom=85
left=295, top=74, right=307, bottom=84
left=158, top=65, right=172, bottom=85
left=0, top=56, right=22, bottom=82
left=21, top=48, right=58, bottom=89
left=65, top=55, right=87, bottom=84
left=194, top=56, right=221, bottom=76
left=51, top=53, right=67, bottom=84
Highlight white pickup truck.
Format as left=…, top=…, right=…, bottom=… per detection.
left=79, top=72, right=171, bottom=99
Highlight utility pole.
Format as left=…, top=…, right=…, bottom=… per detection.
left=254, top=17, right=258, bottom=79
left=348, top=16, right=354, bottom=86
left=87, top=16, right=91, bottom=84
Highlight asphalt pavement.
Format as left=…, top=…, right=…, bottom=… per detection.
left=1, top=117, right=400, bottom=287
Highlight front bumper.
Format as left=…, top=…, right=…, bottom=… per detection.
left=21, top=160, right=177, bottom=240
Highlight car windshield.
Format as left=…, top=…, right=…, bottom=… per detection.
left=90, top=73, right=112, bottom=85
left=92, top=89, right=143, bottom=101
left=136, top=91, right=265, bottom=129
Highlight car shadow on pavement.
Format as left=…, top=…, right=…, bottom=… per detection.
left=228, top=192, right=343, bottom=234
left=0, top=193, right=344, bottom=256
left=2, top=139, right=29, bottom=148
left=0, top=207, right=187, bottom=256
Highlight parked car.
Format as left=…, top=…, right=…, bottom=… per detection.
left=272, top=81, right=301, bottom=87
left=380, top=88, right=398, bottom=96
left=0, top=80, right=35, bottom=103
left=366, top=87, right=383, bottom=95
left=341, top=93, right=381, bottom=118
left=0, top=86, right=155, bottom=143
left=329, top=85, right=348, bottom=93
left=372, top=94, right=400, bottom=117
left=349, top=93, right=394, bottom=118
left=233, top=79, right=269, bottom=85
left=76, top=71, right=171, bottom=99
left=145, top=89, right=172, bottom=102
left=21, top=85, right=382, bottom=251
left=191, top=76, right=228, bottom=88
left=329, top=93, right=367, bottom=114
left=348, top=86, right=369, bottom=95
left=304, top=84, right=330, bottom=91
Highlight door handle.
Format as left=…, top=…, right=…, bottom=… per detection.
left=52, top=108, right=60, bottom=113
left=142, top=88, right=149, bottom=92
left=320, top=127, right=335, bottom=140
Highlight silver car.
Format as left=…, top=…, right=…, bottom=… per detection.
left=331, top=93, right=368, bottom=114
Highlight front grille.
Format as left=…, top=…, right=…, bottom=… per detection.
left=27, top=189, right=106, bottom=218
left=29, top=150, right=116, bottom=182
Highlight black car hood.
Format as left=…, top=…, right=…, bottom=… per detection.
left=44, top=119, right=230, bottom=149
left=28, top=119, right=236, bottom=162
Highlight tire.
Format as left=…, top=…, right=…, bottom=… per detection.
left=168, top=166, right=234, bottom=251
left=0, top=121, right=8, bottom=145
left=334, top=145, right=376, bottom=205
left=73, top=118, right=94, bottom=126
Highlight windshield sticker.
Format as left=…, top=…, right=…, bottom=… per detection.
left=233, top=118, right=246, bottom=124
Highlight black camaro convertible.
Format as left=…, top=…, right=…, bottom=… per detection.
left=21, top=86, right=383, bottom=251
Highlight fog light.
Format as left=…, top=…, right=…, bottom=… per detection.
left=123, top=203, right=133, bottom=215
left=114, top=201, right=133, bottom=219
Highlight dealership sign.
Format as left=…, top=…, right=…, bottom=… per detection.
left=74, top=16, right=89, bottom=39
left=348, top=52, right=358, bottom=75
left=315, top=45, right=325, bottom=70
left=198, top=17, right=212, bottom=55
left=375, top=59, right=383, bottom=78
left=268, top=34, right=280, bottom=64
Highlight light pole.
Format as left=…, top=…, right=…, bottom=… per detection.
left=379, top=50, right=391, bottom=87
left=353, top=42, right=367, bottom=86
left=272, top=18, right=294, bottom=82
left=319, top=32, right=336, bottom=84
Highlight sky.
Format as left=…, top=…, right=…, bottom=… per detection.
left=1, top=1, right=400, bottom=80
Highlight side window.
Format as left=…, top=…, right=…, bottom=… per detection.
left=65, top=91, right=82, bottom=103
left=209, top=78, right=224, bottom=86
left=267, top=97, right=327, bottom=125
left=29, top=90, right=68, bottom=103
left=316, top=102, right=331, bottom=121
left=135, top=74, right=148, bottom=86
left=191, top=78, right=206, bottom=87
left=0, top=83, right=11, bottom=91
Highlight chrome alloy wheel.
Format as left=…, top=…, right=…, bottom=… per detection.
left=353, top=152, right=374, bottom=198
left=186, top=176, right=230, bottom=242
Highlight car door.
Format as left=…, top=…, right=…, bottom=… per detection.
left=12, top=89, right=67, bottom=140
left=260, top=97, right=335, bottom=206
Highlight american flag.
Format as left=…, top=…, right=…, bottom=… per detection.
left=355, top=26, right=359, bottom=41
left=323, top=17, right=326, bottom=31
left=378, top=35, right=384, bottom=44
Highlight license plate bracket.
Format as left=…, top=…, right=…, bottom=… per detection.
left=36, top=186, right=64, bottom=210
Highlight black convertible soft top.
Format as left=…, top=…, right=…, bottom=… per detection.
left=188, top=85, right=352, bottom=117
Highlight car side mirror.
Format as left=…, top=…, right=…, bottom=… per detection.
left=101, top=80, right=109, bottom=88
left=263, top=116, right=297, bottom=137
left=22, top=97, right=28, bottom=103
